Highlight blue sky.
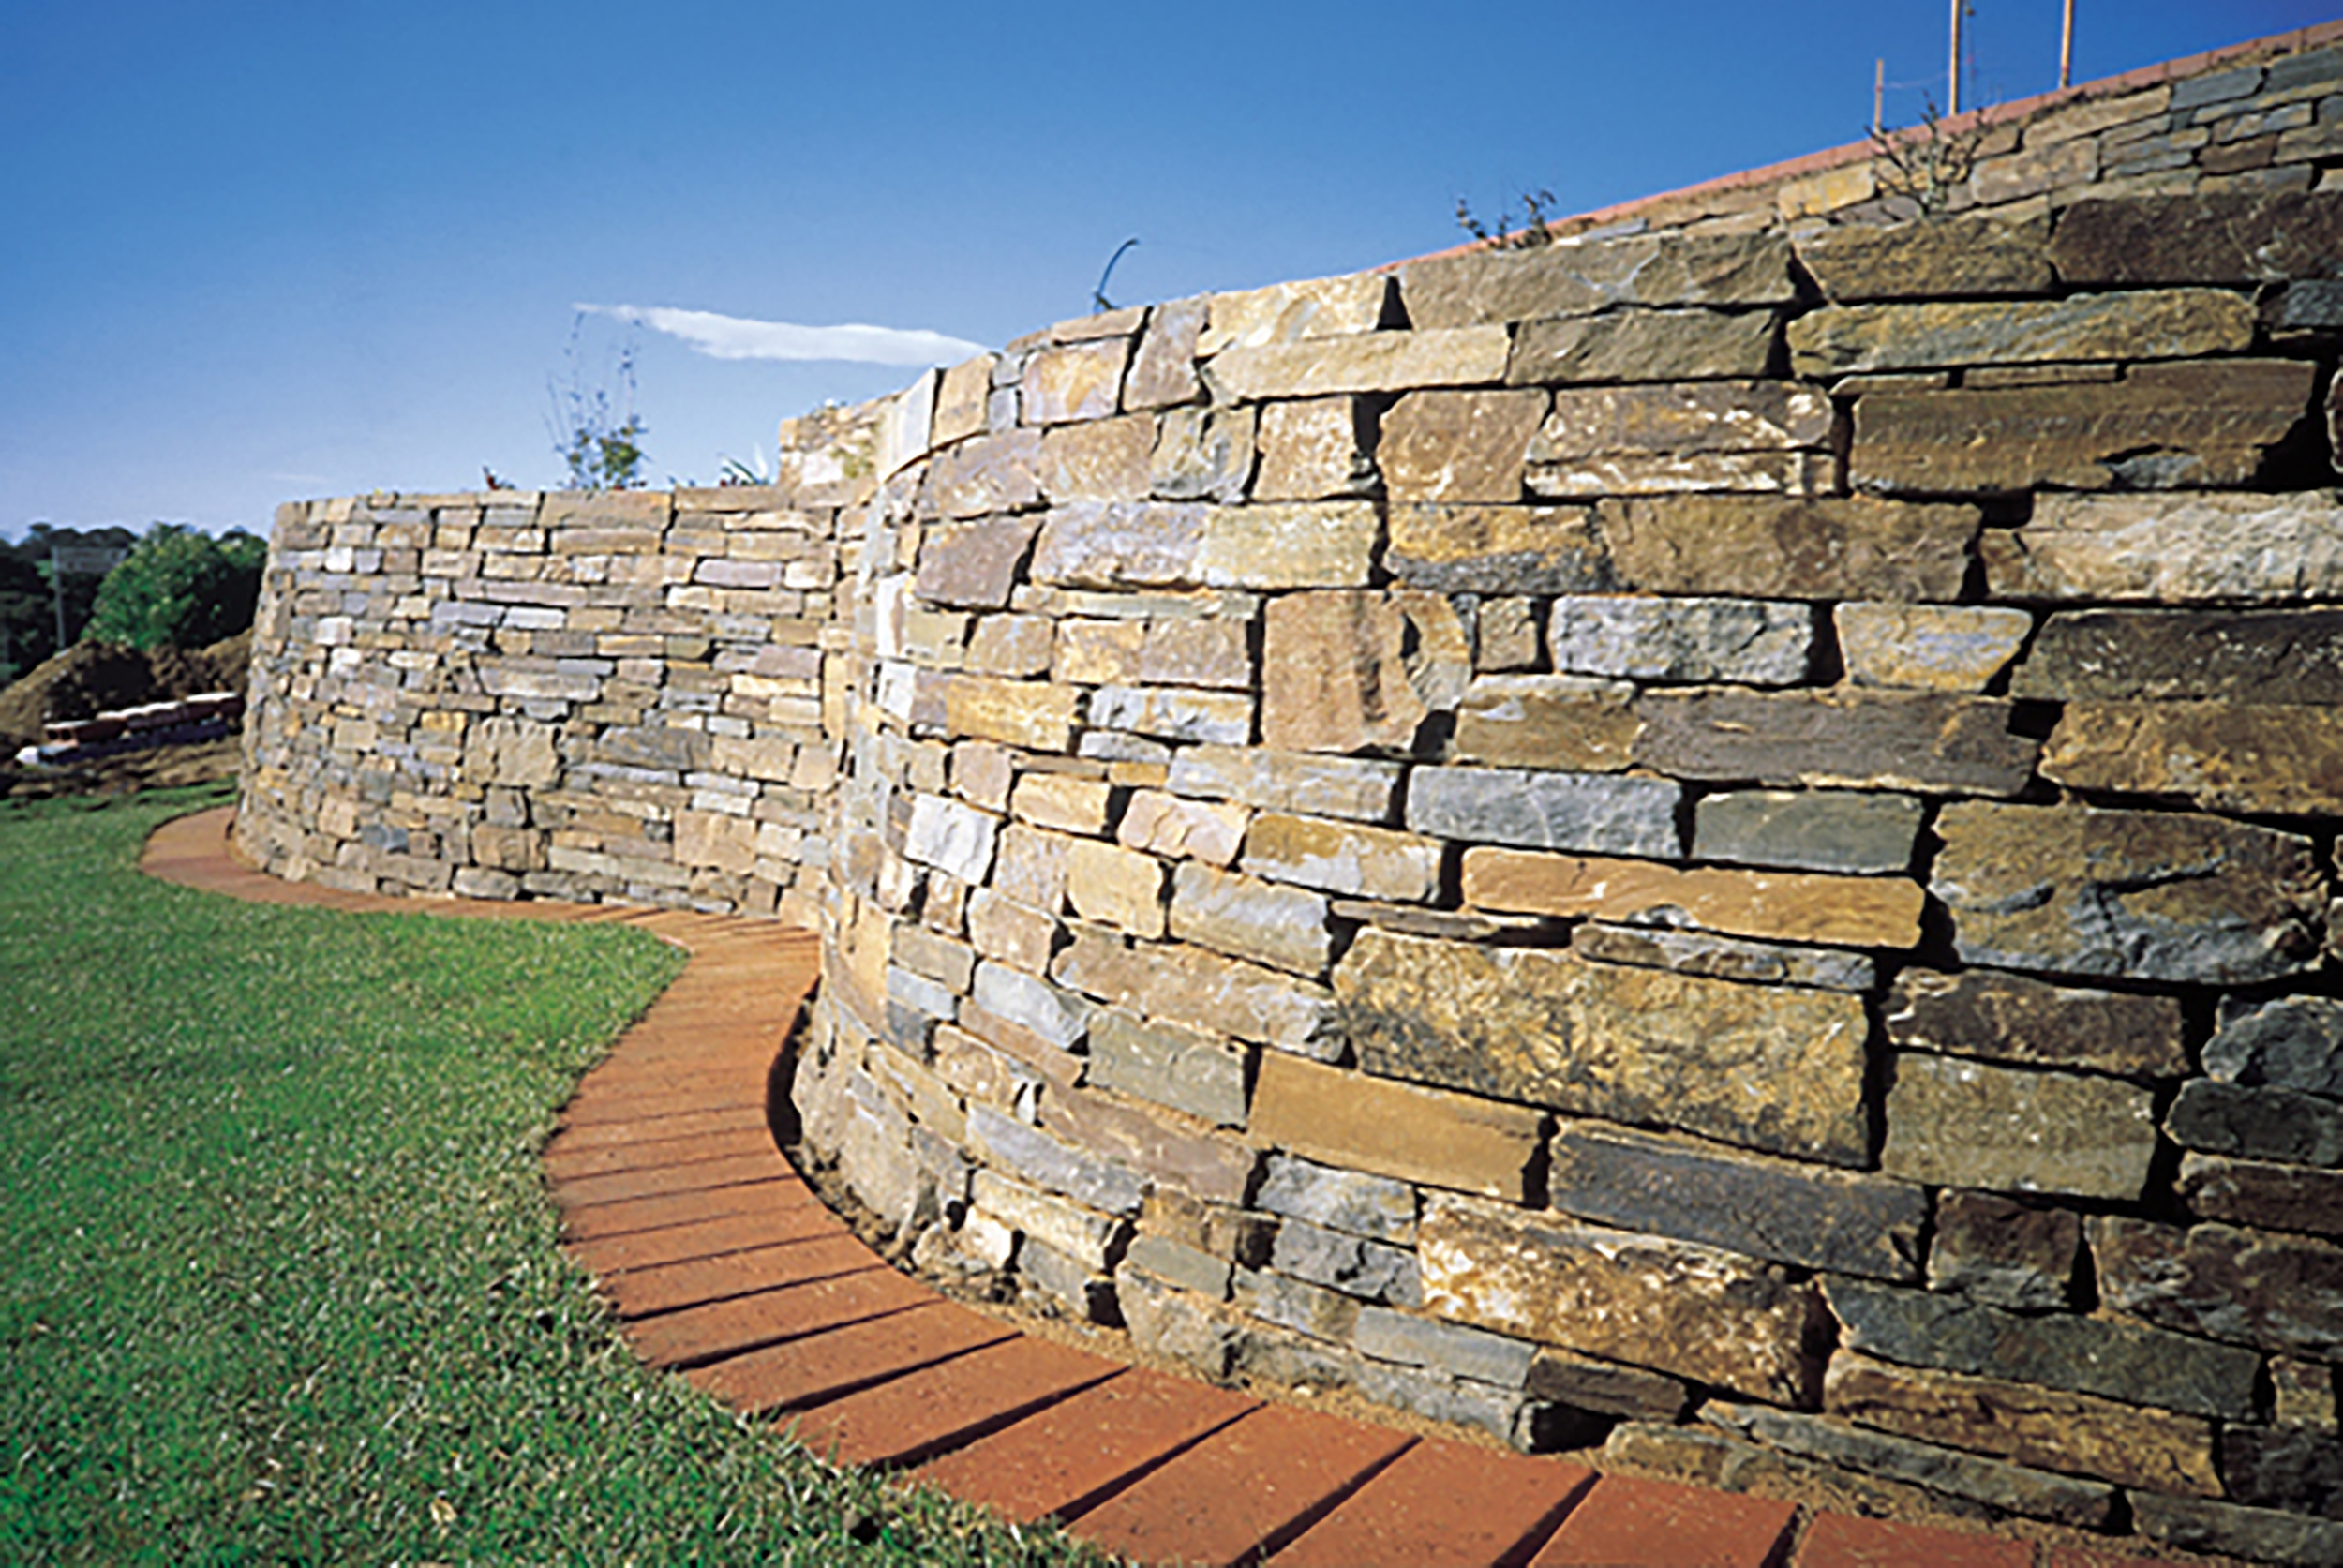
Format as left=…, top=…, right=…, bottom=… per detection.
left=2, top=1, right=2329, bottom=537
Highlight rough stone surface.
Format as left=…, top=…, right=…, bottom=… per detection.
left=1692, top=790, right=1923, bottom=875
left=2208, top=996, right=2343, bottom=1098
left=1054, top=616, right=1251, bottom=690
left=1509, top=309, right=1778, bottom=385
left=2221, top=1426, right=2343, bottom=1520
left=1254, top=1154, right=1416, bottom=1245
left=1247, top=1050, right=1543, bottom=1202
left=1547, top=596, right=1813, bottom=685
left=1123, top=296, right=1206, bottom=410
left=1166, top=745, right=1402, bottom=823
left=1335, top=927, right=1870, bottom=1165
left=1148, top=406, right=1255, bottom=503
left=1569, top=923, right=1876, bottom=992
left=1040, top=415, right=1153, bottom=503
left=903, top=793, right=999, bottom=885
left=1086, top=1007, right=1250, bottom=1129
left=1353, top=1306, right=1531, bottom=1388
left=1530, top=381, right=1830, bottom=462
left=1529, top=450, right=1835, bottom=500
left=966, top=1102, right=1142, bottom=1216
left=1027, top=500, right=1209, bottom=590
left=1927, top=1191, right=2081, bottom=1310
left=1834, top=604, right=2033, bottom=692
left=1450, top=675, right=1639, bottom=772
left=1789, top=289, right=2254, bottom=376
left=2093, top=1217, right=2343, bottom=1360
left=945, top=675, right=1080, bottom=752
left=1595, top=495, right=1977, bottom=601
left=2133, top=1492, right=2343, bottom=1568
left=1420, top=1194, right=1826, bottom=1406
left=1085, top=684, right=1252, bottom=747
left=1240, top=813, right=1441, bottom=903
left=1546, top=1122, right=1926, bottom=1280
left=1983, top=490, right=2343, bottom=604
left=1384, top=502, right=1612, bottom=595
left=2180, top=1153, right=2343, bottom=1237
left=1527, top=1351, right=1690, bottom=1421
left=2166, top=1079, right=2343, bottom=1167
left=1038, top=1083, right=1256, bottom=1206
left=1636, top=690, right=2037, bottom=797
left=1199, top=272, right=1391, bottom=354
left=2015, top=607, right=2343, bottom=703
left=1054, top=928, right=1336, bottom=1060
left=1252, top=396, right=1377, bottom=501
left=1851, top=361, right=2318, bottom=495
left=1463, top=848, right=1924, bottom=948
left=1795, top=212, right=2054, bottom=301
left=1880, top=1053, right=2157, bottom=1201
left=1169, top=861, right=1333, bottom=978
left=2050, top=191, right=2343, bottom=284
left=922, top=431, right=1044, bottom=520
left=1022, top=338, right=1128, bottom=426
left=1884, top=969, right=2188, bottom=1077
left=1822, top=1275, right=2260, bottom=1420
left=1404, top=766, right=1679, bottom=858
left=1402, top=231, right=1796, bottom=328
left=2042, top=701, right=2343, bottom=816
left=1932, top=801, right=2326, bottom=985
left=1114, top=790, right=1247, bottom=866
left=1261, top=590, right=1470, bottom=755
left=1823, top=1352, right=2221, bottom=1497
left=1378, top=389, right=1547, bottom=503
left=1269, top=1218, right=1420, bottom=1307
left=1203, top=328, right=1510, bottom=400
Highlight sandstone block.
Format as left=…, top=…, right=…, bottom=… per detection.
left=1823, top=1351, right=2219, bottom=1497
left=1834, top=603, right=2031, bottom=692
left=1384, top=502, right=1611, bottom=595
left=2050, top=190, right=2343, bottom=284
left=1022, top=337, right=1128, bottom=426
left=1253, top=396, right=1376, bottom=500
left=967, top=1102, right=1141, bottom=1215
left=1053, top=615, right=1251, bottom=691
left=1085, top=684, right=1253, bottom=747
left=921, top=430, right=1043, bottom=520
left=2181, top=1152, right=2343, bottom=1237
left=1932, top=801, right=2325, bottom=985
left=1039, top=414, right=1153, bottom=503
left=466, top=716, right=560, bottom=785
left=933, top=354, right=995, bottom=445
left=2167, top=1079, right=2343, bottom=1167
left=1880, top=1053, right=2157, bottom=1201
left=1202, top=328, right=1510, bottom=400
left=1549, top=1122, right=1926, bottom=1280
left=1167, top=744, right=1402, bottom=823
left=1198, top=271, right=1391, bottom=354
left=1529, top=1351, right=1691, bottom=1422
left=2095, top=1216, right=2343, bottom=1361
left=1509, top=309, right=1778, bottom=384
left=2134, top=1492, right=2343, bottom=1567
left=1823, top=1276, right=2259, bottom=1421
left=1569, top=923, right=1875, bottom=992
left=1852, top=361, right=2317, bottom=494
left=1124, top=296, right=1206, bottom=410
left=1248, top=1051, right=1544, bottom=1202
left=1170, top=861, right=1333, bottom=978
left=1038, top=1082, right=1257, bottom=1206
left=971, top=961, right=1090, bottom=1052
left=1528, top=447, right=1837, bottom=503
left=1261, top=590, right=1470, bottom=754
left=1451, top=675, right=1640, bottom=772
left=2208, top=995, right=2343, bottom=1098
left=964, top=613, right=1052, bottom=677
left=965, top=889, right=1060, bottom=977
left=1789, top=289, right=2253, bottom=377
left=1463, top=848, right=1924, bottom=948
left=1053, top=927, right=1336, bottom=1057
left=1927, top=1191, right=2081, bottom=1310
left=943, top=675, right=1079, bottom=752
left=1548, top=595, right=1813, bottom=684
left=1065, top=838, right=1167, bottom=939
left=2042, top=701, right=2343, bottom=816
left=1148, top=406, right=1255, bottom=503
left=1114, top=790, right=1247, bottom=866
left=1530, top=381, right=1830, bottom=462
left=1885, top=969, right=2187, bottom=1077
left=1421, top=1194, right=1825, bottom=1406
left=991, top=823, right=1072, bottom=911
left=1795, top=212, right=2053, bottom=301
left=2016, top=607, right=2343, bottom=703
left=1402, top=231, right=1797, bottom=327
left=1692, top=789, right=1922, bottom=876
left=1270, top=1219, right=1420, bottom=1307
left=1405, top=766, right=1679, bottom=858
left=1378, top=389, right=1546, bottom=503
left=1240, top=813, right=1440, bottom=903
left=1026, top=500, right=1209, bottom=590
left=1176, top=502, right=1372, bottom=591
left=1987, top=490, right=2343, bottom=605
left=914, top=515, right=1041, bottom=613
left=970, top=1170, right=1128, bottom=1273
left=1255, top=1154, right=1416, bottom=1245
left=1335, top=927, right=1869, bottom=1165
left=1354, top=1306, right=1531, bottom=1388
left=1009, top=770, right=1111, bottom=835
left=1596, top=494, right=1976, bottom=601
left=1636, top=690, right=2037, bottom=796
left=903, top=793, right=999, bottom=885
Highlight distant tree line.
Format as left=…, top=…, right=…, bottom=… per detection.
left=0, top=523, right=265, bottom=686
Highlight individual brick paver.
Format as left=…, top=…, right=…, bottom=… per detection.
left=785, top=1337, right=1126, bottom=1468
left=1797, top=1512, right=2033, bottom=1568
left=1532, top=1475, right=1799, bottom=1568
left=144, top=805, right=2196, bottom=1568
left=1070, top=1401, right=1417, bottom=1567
left=1271, top=1438, right=1597, bottom=1568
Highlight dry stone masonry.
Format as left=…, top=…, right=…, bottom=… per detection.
left=237, top=23, right=2343, bottom=1564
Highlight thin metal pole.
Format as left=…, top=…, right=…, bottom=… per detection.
left=1874, top=57, right=1886, bottom=134
left=2061, top=0, right=2076, bottom=88
left=1948, top=0, right=1964, bottom=115
left=50, top=545, right=66, bottom=654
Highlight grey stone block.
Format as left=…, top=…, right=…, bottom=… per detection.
left=1256, top=1154, right=1419, bottom=1246
left=1405, top=766, right=1680, bottom=859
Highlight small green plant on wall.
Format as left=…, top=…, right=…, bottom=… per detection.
left=1455, top=188, right=1560, bottom=250
left=1870, top=97, right=1985, bottom=218
left=547, top=313, right=650, bottom=490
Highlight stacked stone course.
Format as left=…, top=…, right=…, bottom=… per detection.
left=239, top=26, right=2343, bottom=1563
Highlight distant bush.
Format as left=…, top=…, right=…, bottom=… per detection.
left=81, top=525, right=266, bottom=650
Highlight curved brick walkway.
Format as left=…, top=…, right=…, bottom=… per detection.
left=143, top=804, right=2173, bottom=1568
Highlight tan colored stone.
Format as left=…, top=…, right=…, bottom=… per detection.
left=1451, top=675, right=1640, bottom=771
left=1064, top=839, right=1166, bottom=938
left=1983, top=490, right=2343, bottom=603
left=1335, top=928, right=1869, bottom=1165
left=1596, top=495, right=1976, bottom=601
left=465, top=717, right=560, bottom=786
left=675, top=809, right=756, bottom=874
left=1053, top=617, right=1250, bottom=691
left=1010, top=771, right=1112, bottom=834
left=1824, top=1353, right=2219, bottom=1498
left=1040, top=414, right=1153, bottom=502
left=1193, top=502, right=1377, bottom=590
left=944, top=676, right=1079, bottom=752
left=1116, top=790, right=1248, bottom=867
left=1198, top=272, right=1392, bottom=354
left=1385, top=503, right=1610, bottom=595
left=2041, top=702, right=2343, bottom=815
left=1261, top=590, right=1470, bottom=754
left=1530, top=452, right=1836, bottom=500
left=1402, top=231, right=1797, bottom=328
left=1022, top=338, right=1128, bottom=425
left=1203, top=328, right=1511, bottom=400
left=1835, top=603, right=2033, bottom=692
left=1253, top=396, right=1376, bottom=500
left=1053, top=927, right=1335, bottom=1057
left=963, top=614, right=1052, bottom=678
left=1246, top=1051, right=1542, bottom=1202
left=1790, top=289, right=2251, bottom=377
left=1533, top=381, right=1830, bottom=461
left=1421, top=1195, right=1825, bottom=1406
left=1240, top=814, right=1440, bottom=903
left=916, top=516, right=1042, bottom=610
left=1797, top=213, right=2054, bottom=301
left=1149, top=406, right=1256, bottom=504
left=921, top=429, right=1042, bottom=520
left=933, top=354, right=995, bottom=446
left=1462, top=848, right=1924, bottom=948
left=1125, top=296, right=1206, bottom=410
left=1171, top=861, right=1333, bottom=978
left=1509, top=310, right=1777, bottom=385
left=1635, top=689, right=2037, bottom=797
left=966, top=889, right=1060, bottom=976
left=1166, top=745, right=1403, bottom=824
left=1774, top=160, right=1877, bottom=219
left=1039, top=1083, right=1257, bottom=1205
left=1880, top=1053, right=2159, bottom=1202
left=1378, top=389, right=1547, bottom=504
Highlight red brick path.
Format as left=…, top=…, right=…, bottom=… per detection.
left=144, top=805, right=2177, bottom=1568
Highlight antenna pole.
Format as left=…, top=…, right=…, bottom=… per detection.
left=2061, top=0, right=2076, bottom=88
left=1874, top=57, right=1886, bottom=134
left=1948, top=0, right=1964, bottom=115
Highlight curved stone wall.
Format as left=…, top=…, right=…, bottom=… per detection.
left=240, top=26, right=2343, bottom=1561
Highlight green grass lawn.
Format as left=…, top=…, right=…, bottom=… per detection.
left=0, top=785, right=1104, bottom=1565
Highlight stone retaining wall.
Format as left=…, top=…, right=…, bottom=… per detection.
left=239, top=26, right=2343, bottom=1563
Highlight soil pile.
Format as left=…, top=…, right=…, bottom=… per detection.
left=0, top=632, right=251, bottom=800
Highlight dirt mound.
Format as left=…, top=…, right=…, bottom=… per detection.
left=0, top=632, right=250, bottom=747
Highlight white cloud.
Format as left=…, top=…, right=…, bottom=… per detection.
left=579, top=303, right=986, bottom=367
